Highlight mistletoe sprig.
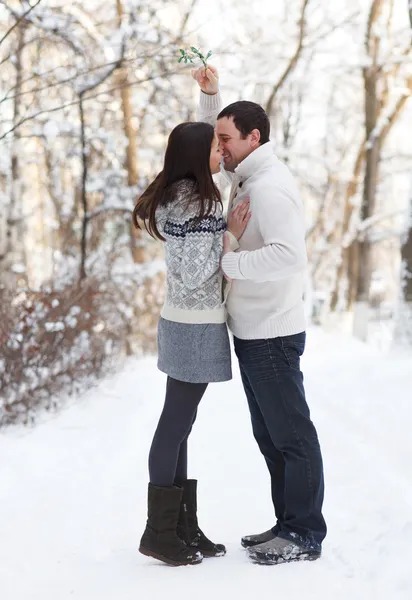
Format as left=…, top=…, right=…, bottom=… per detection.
left=178, top=46, right=213, bottom=68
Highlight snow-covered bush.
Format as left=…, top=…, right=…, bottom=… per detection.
left=0, top=268, right=164, bottom=427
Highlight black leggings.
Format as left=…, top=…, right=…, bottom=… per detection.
left=148, top=377, right=208, bottom=487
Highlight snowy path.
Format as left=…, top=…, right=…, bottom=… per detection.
left=1, top=328, right=412, bottom=600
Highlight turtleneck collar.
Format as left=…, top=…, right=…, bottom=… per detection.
left=234, top=142, right=275, bottom=181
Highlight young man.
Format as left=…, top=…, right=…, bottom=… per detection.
left=192, top=65, right=327, bottom=565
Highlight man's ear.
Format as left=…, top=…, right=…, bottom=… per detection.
left=250, top=128, right=261, bottom=148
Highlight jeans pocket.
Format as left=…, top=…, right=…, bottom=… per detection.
left=280, top=333, right=306, bottom=370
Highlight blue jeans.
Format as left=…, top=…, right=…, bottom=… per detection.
left=234, top=332, right=326, bottom=551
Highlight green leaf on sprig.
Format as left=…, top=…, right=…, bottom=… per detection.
left=178, top=46, right=213, bottom=68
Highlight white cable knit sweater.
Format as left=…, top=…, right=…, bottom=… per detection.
left=197, top=91, right=308, bottom=340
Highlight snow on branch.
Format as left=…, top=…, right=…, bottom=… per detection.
left=74, top=29, right=126, bottom=95
left=357, top=209, right=405, bottom=233
left=0, top=71, right=176, bottom=140
left=366, top=78, right=412, bottom=149
left=265, top=0, right=311, bottom=116
left=87, top=205, right=133, bottom=220
left=0, top=0, right=42, bottom=47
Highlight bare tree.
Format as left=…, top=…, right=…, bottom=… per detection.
left=265, top=0, right=311, bottom=117
left=0, top=0, right=42, bottom=47
left=0, top=19, right=28, bottom=289
left=396, top=191, right=412, bottom=342
left=352, top=0, right=412, bottom=339
left=115, top=0, right=144, bottom=264
left=78, top=58, right=124, bottom=281
left=325, top=0, right=412, bottom=339
left=393, top=0, right=412, bottom=344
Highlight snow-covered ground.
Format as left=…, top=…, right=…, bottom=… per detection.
left=1, top=328, right=412, bottom=600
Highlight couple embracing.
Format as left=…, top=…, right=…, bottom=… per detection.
left=133, top=65, right=326, bottom=567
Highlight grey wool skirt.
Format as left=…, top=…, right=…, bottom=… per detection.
left=157, top=317, right=232, bottom=383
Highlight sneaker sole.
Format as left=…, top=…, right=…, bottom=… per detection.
left=249, top=551, right=321, bottom=566
left=139, top=546, right=203, bottom=566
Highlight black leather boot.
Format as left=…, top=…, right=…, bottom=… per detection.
left=139, top=483, right=203, bottom=566
left=176, top=479, right=226, bottom=558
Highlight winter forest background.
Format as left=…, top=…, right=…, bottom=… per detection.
left=0, top=0, right=411, bottom=426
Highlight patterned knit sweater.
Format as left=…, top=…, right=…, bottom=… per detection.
left=156, top=179, right=228, bottom=324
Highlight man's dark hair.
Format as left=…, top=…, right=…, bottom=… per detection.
left=217, top=101, right=270, bottom=144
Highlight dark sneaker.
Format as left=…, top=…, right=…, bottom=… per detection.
left=241, top=527, right=278, bottom=548
left=247, top=536, right=321, bottom=565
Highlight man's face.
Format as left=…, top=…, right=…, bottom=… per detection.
left=216, top=117, right=260, bottom=172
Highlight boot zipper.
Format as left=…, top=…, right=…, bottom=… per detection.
left=183, top=502, right=192, bottom=544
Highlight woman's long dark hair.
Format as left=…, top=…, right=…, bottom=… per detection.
left=132, top=122, right=222, bottom=241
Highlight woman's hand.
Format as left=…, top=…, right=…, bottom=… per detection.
left=227, top=198, right=251, bottom=240
left=191, top=65, right=219, bottom=95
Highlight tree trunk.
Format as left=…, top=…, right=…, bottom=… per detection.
left=352, top=0, right=385, bottom=339
left=394, top=3, right=412, bottom=344
left=329, top=143, right=365, bottom=312
left=401, top=207, right=412, bottom=303
left=347, top=241, right=359, bottom=310
left=404, top=3, right=412, bottom=311
left=115, top=0, right=145, bottom=264
left=0, top=24, right=28, bottom=289
left=393, top=190, right=412, bottom=345
left=356, top=67, right=380, bottom=296
left=353, top=64, right=381, bottom=340
left=79, top=94, right=89, bottom=281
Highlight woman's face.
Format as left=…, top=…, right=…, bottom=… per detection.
left=209, top=134, right=222, bottom=175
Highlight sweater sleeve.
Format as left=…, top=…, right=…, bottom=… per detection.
left=181, top=214, right=226, bottom=290
left=196, top=91, right=234, bottom=186
left=196, top=91, right=222, bottom=125
left=221, top=185, right=307, bottom=282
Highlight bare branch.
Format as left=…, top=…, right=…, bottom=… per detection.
left=0, top=46, right=176, bottom=104
left=87, top=206, right=132, bottom=220
left=357, top=208, right=405, bottom=233
left=365, top=0, right=385, bottom=53
left=177, top=0, right=199, bottom=39
left=0, top=70, right=180, bottom=141
left=265, top=0, right=311, bottom=116
left=305, top=10, right=362, bottom=49
left=0, top=0, right=42, bottom=47
left=379, top=76, right=412, bottom=147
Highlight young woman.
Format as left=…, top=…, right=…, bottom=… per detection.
left=133, top=121, right=250, bottom=567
